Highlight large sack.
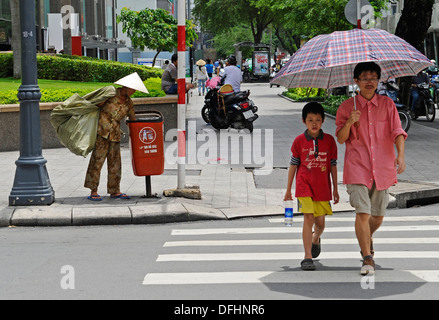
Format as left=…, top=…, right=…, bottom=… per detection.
left=50, top=86, right=116, bottom=157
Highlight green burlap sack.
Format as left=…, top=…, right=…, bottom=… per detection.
left=50, top=86, right=116, bottom=157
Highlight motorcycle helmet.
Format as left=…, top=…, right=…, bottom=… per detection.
left=227, top=55, right=237, bottom=65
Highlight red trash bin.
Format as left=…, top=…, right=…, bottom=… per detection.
left=127, top=111, right=164, bottom=177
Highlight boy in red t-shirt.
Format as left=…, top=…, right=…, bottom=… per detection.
left=284, top=102, right=339, bottom=270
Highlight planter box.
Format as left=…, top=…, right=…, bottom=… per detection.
left=0, top=96, right=178, bottom=152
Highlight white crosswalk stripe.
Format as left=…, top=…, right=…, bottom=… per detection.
left=171, top=225, right=439, bottom=236
left=143, top=215, right=439, bottom=286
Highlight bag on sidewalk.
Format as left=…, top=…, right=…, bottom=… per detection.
left=50, top=86, right=116, bottom=157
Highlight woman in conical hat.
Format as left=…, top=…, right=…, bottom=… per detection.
left=84, top=72, right=147, bottom=201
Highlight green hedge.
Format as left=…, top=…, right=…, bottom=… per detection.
left=0, top=77, right=165, bottom=105
left=282, top=88, right=349, bottom=116
left=0, top=53, right=163, bottom=82
left=0, top=53, right=13, bottom=78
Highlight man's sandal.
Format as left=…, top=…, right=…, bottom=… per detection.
left=360, top=237, right=374, bottom=258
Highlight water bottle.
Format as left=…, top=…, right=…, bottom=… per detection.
left=284, top=200, right=293, bottom=226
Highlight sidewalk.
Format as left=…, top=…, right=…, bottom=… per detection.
left=2, top=83, right=439, bottom=227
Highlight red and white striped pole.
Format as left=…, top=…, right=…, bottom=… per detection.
left=177, top=0, right=186, bottom=189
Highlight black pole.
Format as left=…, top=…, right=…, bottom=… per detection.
left=9, top=0, right=54, bottom=206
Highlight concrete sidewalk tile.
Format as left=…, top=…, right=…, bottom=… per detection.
left=222, top=205, right=284, bottom=219
left=181, top=203, right=228, bottom=221
left=72, top=206, right=131, bottom=226
left=11, top=206, right=72, bottom=226
left=131, top=203, right=188, bottom=224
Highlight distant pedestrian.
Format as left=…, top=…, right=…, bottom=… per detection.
left=205, top=59, right=214, bottom=78
left=335, top=62, right=407, bottom=275
left=195, top=59, right=208, bottom=96
left=284, top=102, right=339, bottom=271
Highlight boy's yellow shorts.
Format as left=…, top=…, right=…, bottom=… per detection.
left=298, top=197, right=333, bottom=217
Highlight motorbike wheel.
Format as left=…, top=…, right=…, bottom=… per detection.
left=398, top=110, right=411, bottom=133
left=201, top=105, right=210, bottom=123
left=425, top=100, right=436, bottom=122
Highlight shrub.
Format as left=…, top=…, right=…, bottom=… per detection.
left=0, top=53, right=163, bottom=81
left=0, top=53, right=13, bottom=78
left=0, top=78, right=165, bottom=104
left=36, top=54, right=163, bottom=82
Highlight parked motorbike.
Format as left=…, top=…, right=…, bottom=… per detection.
left=201, top=83, right=259, bottom=132
left=410, top=82, right=436, bottom=122
left=378, top=80, right=411, bottom=132
left=430, top=74, right=439, bottom=107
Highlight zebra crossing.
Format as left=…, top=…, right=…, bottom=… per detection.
left=142, top=214, right=439, bottom=287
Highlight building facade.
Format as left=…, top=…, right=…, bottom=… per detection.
left=0, top=0, right=11, bottom=51
left=0, top=0, right=125, bottom=60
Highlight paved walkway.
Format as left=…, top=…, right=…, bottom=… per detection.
left=1, top=83, right=439, bottom=227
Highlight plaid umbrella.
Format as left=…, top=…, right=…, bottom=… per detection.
left=271, top=28, right=433, bottom=89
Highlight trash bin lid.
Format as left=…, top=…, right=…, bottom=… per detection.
left=127, top=111, right=163, bottom=123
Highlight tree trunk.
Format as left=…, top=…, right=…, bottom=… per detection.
left=395, top=0, right=434, bottom=52
left=395, top=0, right=435, bottom=106
left=11, top=0, right=21, bottom=79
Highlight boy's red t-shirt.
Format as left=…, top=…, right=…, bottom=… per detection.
left=291, top=130, right=337, bottom=201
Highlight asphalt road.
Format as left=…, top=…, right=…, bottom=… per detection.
left=1, top=204, right=439, bottom=301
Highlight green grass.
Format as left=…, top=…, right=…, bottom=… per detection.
left=0, top=77, right=165, bottom=104
left=0, top=78, right=114, bottom=91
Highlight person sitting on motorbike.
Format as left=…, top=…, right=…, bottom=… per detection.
left=410, top=69, right=431, bottom=116
left=221, top=55, right=242, bottom=93
left=426, top=60, right=439, bottom=76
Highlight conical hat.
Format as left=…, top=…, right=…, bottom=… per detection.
left=196, top=59, right=206, bottom=66
left=114, top=72, right=149, bottom=93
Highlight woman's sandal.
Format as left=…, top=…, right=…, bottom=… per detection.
left=87, top=194, right=103, bottom=201
left=301, top=258, right=316, bottom=271
left=110, top=193, right=131, bottom=199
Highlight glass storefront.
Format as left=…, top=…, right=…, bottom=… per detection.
left=0, top=0, right=11, bottom=50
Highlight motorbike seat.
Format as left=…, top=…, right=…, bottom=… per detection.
left=220, top=90, right=249, bottom=105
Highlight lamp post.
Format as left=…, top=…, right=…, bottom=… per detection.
left=9, top=0, right=54, bottom=206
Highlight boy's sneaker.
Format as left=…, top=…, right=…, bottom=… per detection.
left=361, top=255, right=375, bottom=275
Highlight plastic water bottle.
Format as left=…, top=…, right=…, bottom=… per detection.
left=284, top=200, right=293, bottom=226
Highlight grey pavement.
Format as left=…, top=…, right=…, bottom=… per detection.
left=1, top=82, right=439, bottom=227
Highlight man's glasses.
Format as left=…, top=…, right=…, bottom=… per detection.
left=358, top=78, right=379, bottom=83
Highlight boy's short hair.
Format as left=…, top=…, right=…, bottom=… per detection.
left=302, top=102, right=325, bottom=122
left=353, top=62, right=381, bottom=79
left=171, top=53, right=178, bottom=63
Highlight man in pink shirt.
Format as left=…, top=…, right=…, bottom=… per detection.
left=335, top=62, right=407, bottom=275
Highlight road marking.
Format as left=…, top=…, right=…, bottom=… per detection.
left=142, top=270, right=439, bottom=285
left=171, top=225, right=439, bottom=236
left=156, top=251, right=439, bottom=262
left=163, top=237, right=439, bottom=247
left=268, top=216, right=439, bottom=223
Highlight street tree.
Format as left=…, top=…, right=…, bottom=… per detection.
left=193, top=0, right=280, bottom=44
left=117, top=7, right=197, bottom=67
left=395, top=0, right=434, bottom=51
left=395, top=0, right=435, bottom=106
